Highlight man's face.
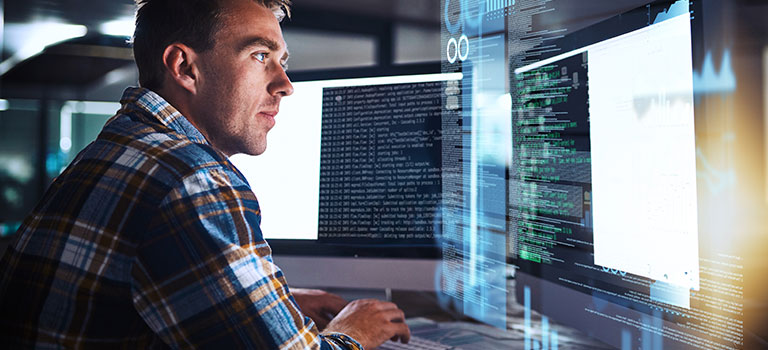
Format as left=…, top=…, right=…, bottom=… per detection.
left=191, top=0, right=293, bottom=156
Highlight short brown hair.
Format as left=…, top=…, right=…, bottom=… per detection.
left=132, top=0, right=291, bottom=90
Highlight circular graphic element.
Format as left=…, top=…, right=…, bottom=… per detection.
left=446, top=37, right=458, bottom=64
left=443, top=0, right=461, bottom=34
left=458, top=34, right=469, bottom=61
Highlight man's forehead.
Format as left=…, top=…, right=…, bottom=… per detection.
left=216, top=1, right=287, bottom=47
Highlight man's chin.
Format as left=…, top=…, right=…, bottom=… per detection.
left=225, top=136, right=267, bottom=156
left=243, top=142, right=267, bottom=156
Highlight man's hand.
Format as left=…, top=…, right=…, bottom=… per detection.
left=292, top=288, right=349, bottom=330
left=323, top=299, right=411, bottom=349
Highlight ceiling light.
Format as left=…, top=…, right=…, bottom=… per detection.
left=0, top=22, right=88, bottom=75
left=99, top=18, right=135, bottom=37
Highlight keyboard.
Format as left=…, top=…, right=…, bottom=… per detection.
left=377, top=335, right=452, bottom=350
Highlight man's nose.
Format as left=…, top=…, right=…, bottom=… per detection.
left=268, top=66, right=294, bottom=97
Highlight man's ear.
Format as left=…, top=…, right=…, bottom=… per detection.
left=162, top=43, right=200, bottom=95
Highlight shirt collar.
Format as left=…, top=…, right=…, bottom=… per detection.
left=119, top=87, right=210, bottom=145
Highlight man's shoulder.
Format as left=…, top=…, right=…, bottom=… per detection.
left=89, top=112, right=238, bottom=186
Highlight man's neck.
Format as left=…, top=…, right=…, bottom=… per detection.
left=151, top=86, right=219, bottom=150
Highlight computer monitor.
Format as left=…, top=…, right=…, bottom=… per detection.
left=229, top=64, right=462, bottom=291
left=505, top=0, right=746, bottom=349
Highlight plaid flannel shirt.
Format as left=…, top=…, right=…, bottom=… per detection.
left=0, top=87, right=363, bottom=350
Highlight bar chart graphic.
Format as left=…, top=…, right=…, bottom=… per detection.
left=524, top=286, right=559, bottom=350
left=486, top=0, right=514, bottom=13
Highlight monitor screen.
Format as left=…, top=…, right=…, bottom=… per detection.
left=511, top=0, right=699, bottom=302
left=231, top=72, right=460, bottom=245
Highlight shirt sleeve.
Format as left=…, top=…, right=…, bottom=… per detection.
left=129, top=167, right=363, bottom=350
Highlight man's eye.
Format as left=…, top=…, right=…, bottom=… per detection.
left=253, top=52, right=266, bottom=62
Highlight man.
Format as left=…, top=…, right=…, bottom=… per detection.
left=0, top=0, right=411, bottom=348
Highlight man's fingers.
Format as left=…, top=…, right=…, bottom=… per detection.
left=388, top=321, right=411, bottom=344
left=372, top=300, right=399, bottom=311
left=379, top=308, right=406, bottom=323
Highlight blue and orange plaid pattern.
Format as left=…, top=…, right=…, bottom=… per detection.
left=0, top=87, right=362, bottom=350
